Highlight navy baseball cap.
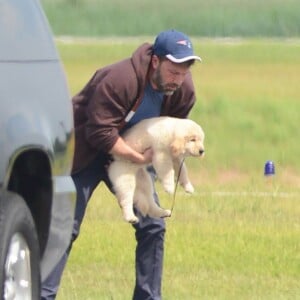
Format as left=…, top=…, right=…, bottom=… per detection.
left=153, top=29, right=202, bottom=63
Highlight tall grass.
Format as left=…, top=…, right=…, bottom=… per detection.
left=41, top=0, right=300, bottom=37
left=55, top=39, right=300, bottom=299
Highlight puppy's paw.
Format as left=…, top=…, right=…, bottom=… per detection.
left=123, top=211, right=139, bottom=224
left=161, top=209, right=172, bottom=218
left=163, top=183, right=175, bottom=194
left=124, top=215, right=139, bottom=224
left=183, top=182, right=194, bottom=194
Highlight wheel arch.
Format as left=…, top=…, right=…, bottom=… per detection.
left=6, top=148, right=53, bottom=256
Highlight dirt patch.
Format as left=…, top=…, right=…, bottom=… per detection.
left=279, top=168, right=300, bottom=186
left=216, top=169, right=248, bottom=185
left=188, top=168, right=300, bottom=188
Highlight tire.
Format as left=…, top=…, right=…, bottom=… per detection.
left=0, top=191, right=40, bottom=300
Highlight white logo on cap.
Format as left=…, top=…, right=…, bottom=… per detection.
left=176, top=40, right=191, bottom=48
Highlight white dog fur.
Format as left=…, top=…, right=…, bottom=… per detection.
left=108, top=116, right=205, bottom=224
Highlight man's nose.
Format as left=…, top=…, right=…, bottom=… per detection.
left=172, top=74, right=185, bottom=85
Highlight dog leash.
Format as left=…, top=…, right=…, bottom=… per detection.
left=170, top=158, right=185, bottom=214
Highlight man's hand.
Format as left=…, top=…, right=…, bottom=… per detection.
left=109, top=137, right=153, bottom=164
left=141, top=147, right=153, bottom=164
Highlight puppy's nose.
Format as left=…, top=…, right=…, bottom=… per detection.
left=199, top=149, right=205, bottom=155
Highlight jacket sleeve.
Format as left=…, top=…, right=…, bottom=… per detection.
left=85, top=62, right=138, bottom=153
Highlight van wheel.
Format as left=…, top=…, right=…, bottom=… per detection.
left=0, top=191, right=40, bottom=299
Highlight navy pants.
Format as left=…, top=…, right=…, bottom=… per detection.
left=41, top=155, right=165, bottom=300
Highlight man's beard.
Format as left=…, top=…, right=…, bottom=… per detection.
left=152, top=68, right=179, bottom=96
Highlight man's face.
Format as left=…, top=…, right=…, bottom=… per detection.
left=150, top=56, right=190, bottom=96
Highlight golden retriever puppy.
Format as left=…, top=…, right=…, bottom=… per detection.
left=108, top=117, right=205, bottom=224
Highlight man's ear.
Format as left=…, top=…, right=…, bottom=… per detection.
left=151, top=55, right=160, bottom=70
left=170, top=138, right=185, bottom=157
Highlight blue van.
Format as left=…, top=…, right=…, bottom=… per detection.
left=0, top=0, right=75, bottom=298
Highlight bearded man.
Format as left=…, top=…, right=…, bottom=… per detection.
left=41, top=29, right=201, bottom=300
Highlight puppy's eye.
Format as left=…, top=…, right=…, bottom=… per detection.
left=190, top=138, right=196, bottom=142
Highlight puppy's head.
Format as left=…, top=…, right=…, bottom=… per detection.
left=170, top=119, right=205, bottom=158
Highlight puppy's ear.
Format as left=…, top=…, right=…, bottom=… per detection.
left=170, top=138, right=185, bottom=157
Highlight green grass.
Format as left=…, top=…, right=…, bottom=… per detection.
left=57, top=186, right=300, bottom=299
left=56, top=39, right=300, bottom=299
left=41, top=0, right=300, bottom=37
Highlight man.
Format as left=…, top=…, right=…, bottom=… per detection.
left=41, top=29, right=201, bottom=300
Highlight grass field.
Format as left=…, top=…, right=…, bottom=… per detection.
left=55, top=38, right=300, bottom=299
left=41, top=0, right=300, bottom=37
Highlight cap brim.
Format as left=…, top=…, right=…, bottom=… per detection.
left=166, top=54, right=202, bottom=63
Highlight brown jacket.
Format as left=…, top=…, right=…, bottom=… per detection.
left=72, top=43, right=197, bottom=173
